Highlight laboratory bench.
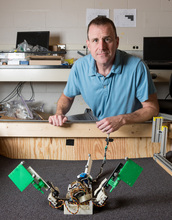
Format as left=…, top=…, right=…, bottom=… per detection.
left=0, top=121, right=171, bottom=160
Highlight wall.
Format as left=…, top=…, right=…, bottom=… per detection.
left=1, top=0, right=172, bottom=49
left=0, top=0, right=172, bottom=116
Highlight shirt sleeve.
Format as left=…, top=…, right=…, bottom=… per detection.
left=63, top=63, right=81, bottom=98
left=135, top=61, right=157, bottom=103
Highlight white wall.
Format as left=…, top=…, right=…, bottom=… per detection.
left=0, top=0, right=172, bottom=115
left=1, top=0, right=172, bottom=49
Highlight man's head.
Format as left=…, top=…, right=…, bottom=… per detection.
left=86, top=16, right=119, bottom=70
left=87, top=16, right=118, bottom=40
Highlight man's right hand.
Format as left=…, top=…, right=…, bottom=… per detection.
left=48, top=114, right=68, bottom=126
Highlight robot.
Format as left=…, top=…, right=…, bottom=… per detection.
left=8, top=136, right=143, bottom=215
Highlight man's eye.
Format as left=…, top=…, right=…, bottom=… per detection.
left=105, top=38, right=111, bottom=42
left=93, top=39, right=98, bottom=43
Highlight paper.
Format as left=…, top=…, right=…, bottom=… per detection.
left=114, top=9, right=136, bottom=27
left=86, top=9, right=109, bottom=26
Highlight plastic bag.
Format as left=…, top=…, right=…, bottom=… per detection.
left=16, top=40, right=49, bottom=53
left=4, top=96, right=44, bottom=120
left=17, top=40, right=33, bottom=52
left=32, top=45, right=49, bottom=52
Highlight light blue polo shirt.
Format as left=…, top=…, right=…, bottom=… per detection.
left=64, top=49, right=156, bottom=120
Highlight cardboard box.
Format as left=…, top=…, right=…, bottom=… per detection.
left=28, top=55, right=62, bottom=65
left=28, top=55, right=62, bottom=60
left=29, top=59, right=62, bottom=65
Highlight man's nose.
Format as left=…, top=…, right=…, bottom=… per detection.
left=98, top=39, right=106, bottom=49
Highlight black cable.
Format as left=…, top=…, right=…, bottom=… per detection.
left=93, top=136, right=109, bottom=182
left=0, top=82, right=35, bottom=104
left=17, top=82, right=25, bottom=97
left=165, top=93, right=170, bottom=99
left=29, top=82, right=35, bottom=101
left=0, top=83, right=18, bottom=103
left=0, top=82, right=25, bottom=104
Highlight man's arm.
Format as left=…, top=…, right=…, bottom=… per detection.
left=96, top=93, right=159, bottom=133
left=49, top=93, right=74, bottom=126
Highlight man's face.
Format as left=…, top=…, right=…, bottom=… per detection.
left=86, top=23, right=119, bottom=67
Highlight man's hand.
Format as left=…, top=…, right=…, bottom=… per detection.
left=96, top=115, right=124, bottom=133
left=96, top=93, right=159, bottom=134
left=48, top=93, right=74, bottom=127
left=48, top=114, right=68, bottom=126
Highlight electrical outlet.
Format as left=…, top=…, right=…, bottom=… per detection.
left=66, top=44, right=87, bottom=51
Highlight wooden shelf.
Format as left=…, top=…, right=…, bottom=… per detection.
left=0, top=66, right=171, bottom=82
left=0, top=67, right=70, bottom=82
left=150, top=69, right=172, bottom=82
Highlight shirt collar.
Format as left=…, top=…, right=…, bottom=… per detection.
left=110, top=49, right=122, bottom=75
left=88, top=49, right=122, bottom=77
left=88, top=55, right=97, bottom=76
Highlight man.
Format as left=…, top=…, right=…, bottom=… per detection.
left=49, top=16, right=159, bottom=133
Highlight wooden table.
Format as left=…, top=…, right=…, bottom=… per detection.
left=0, top=121, right=171, bottom=160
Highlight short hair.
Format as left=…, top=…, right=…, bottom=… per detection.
left=87, top=16, right=118, bottom=39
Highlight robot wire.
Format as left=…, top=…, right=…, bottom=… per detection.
left=93, top=133, right=110, bottom=182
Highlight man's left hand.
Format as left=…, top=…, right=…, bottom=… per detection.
left=96, top=115, right=124, bottom=133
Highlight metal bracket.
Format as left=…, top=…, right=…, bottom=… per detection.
left=152, top=116, right=172, bottom=176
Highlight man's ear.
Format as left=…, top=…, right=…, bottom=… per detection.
left=86, top=40, right=90, bottom=51
left=116, top=37, right=119, bottom=49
